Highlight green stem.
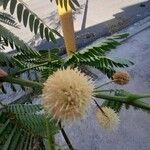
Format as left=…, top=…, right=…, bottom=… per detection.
left=95, top=80, right=115, bottom=89
left=0, top=76, right=43, bottom=89
left=14, top=60, right=60, bottom=75
left=94, top=93, right=150, bottom=111
left=15, top=62, right=48, bottom=75
left=94, top=89, right=115, bottom=93
left=45, top=118, right=55, bottom=150
left=135, top=94, right=150, bottom=99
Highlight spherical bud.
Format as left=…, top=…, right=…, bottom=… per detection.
left=112, top=71, right=130, bottom=85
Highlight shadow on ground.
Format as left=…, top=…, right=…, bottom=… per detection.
left=28, top=1, right=150, bottom=55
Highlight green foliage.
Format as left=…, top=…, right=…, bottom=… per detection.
left=0, top=0, right=133, bottom=80
left=50, top=0, right=80, bottom=10
left=0, top=28, right=62, bottom=93
left=102, top=100, right=123, bottom=113
left=101, top=89, right=150, bottom=113
left=0, top=1, right=146, bottom=149
left=0, top=23, right=42, bottom=87
left=0, top=104, right=59, bottom=150
left=0, top=113, right=34, bottom=150
left=64, top=34, right=133, bottom=78
left=37, top=48, right=63, bottom=80
left=0, top=24, right=40, bottom=58
left=6, top=34, right=133, bottom=81
left=0, top=12, right=19, bottom=28
left=0, top=0, right=61, bottom=42
left=6, top=104, right=59, bottom=136
left=13, top=48, right=63, bottom=81
left=0, top=30, right=133, bottom=96
left=0, top=51, right=14, bottom=67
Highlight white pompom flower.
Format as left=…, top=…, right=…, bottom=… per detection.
left=42, top=67, right=94, bottom=121
left=96, top=107, right=120, bottom=131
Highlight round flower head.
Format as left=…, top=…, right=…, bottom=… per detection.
left=96, top=107, right=119, bottom=131
left=42, top=67, right=94, bottom=121
left=112, top=71, right=130, bottom=85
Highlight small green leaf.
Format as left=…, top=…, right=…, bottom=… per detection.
left=113, top=33, right=129, bottom=39
left=0, top=120, right=10, bottom=135
left=39, top=23, right=44, bottom=39
left=15, top=134, right=26, bottom=150
left=29, top=14, right=35, bottom=32
left=17, top=3, right=23, bottom=22
left=64, top=0, right=68, bottom=11
left=2, top=125, right=17, bottom=150
left=3, top=0, right=9, bottom=10
left=45, top=27, right=49, bottom=42
left=50, top=48, right=60, bottom=54
left=51, top=29, right=62, bottom=37
left=72, top=0, right=80, bottom=7
left=23, top=134, right=30, bottom=150
left=49, top=31, right=56, bottom=43
left=60, top=0, right=63, bottom=8
left=34, top=19, right=40, bottom=34
left=8, top=131, right=21, bottom=150
left=23, top=9, right=29, bottom=27
left=69, top=0, right=76, bottom=10
left=10, top=0, right=17, bottom=15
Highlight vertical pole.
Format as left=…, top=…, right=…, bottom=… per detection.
left=57, top=0, right=76, bottom=55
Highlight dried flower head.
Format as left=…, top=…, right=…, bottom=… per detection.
left=112, top=71, right=130, bottom=85
left=42, top=67, right=94, bottom=121
left=0, top=69, right=8, bottom=90
left=0, top=69, right=8, bottom=77
left=96, top=107, right=119, bottom=131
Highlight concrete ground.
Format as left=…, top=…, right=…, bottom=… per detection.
left=0, top=0, right=150, bottom=50
left=1, top=20, right=150, bottom=149
left=0, top=1, right=150, bottom=150
left=56, top=27, right=150, bottom=150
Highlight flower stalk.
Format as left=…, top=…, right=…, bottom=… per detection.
left=58, top=121, right=74, bottom=150
left=94, top=80, right=116, bottom=90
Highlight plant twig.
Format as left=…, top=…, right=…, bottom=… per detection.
left=94, top=89, right=115, bottom=93
left=94, top=93, right=150, bottom=111
left=58, top=121, right=74, bottom=150
left=45, top=118, right=55, bottom=150
left=94, top=100, right=108, bottom=117
left=0, top=76, right=43, bottom=89
left=95, top=80, right=115, bottom=90
left=14, top=62, right=48, bottom=75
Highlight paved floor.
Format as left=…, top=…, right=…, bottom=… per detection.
left=0, top=1, right=150, bottom=149
left=1, top=21, right=150, bottom=150
left=0, top=0, right=150, bottom=50
left=56, top=27, right=150, bottom=150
